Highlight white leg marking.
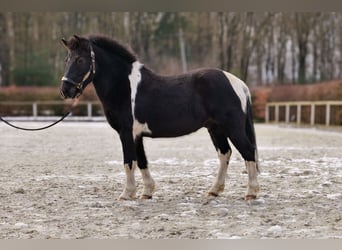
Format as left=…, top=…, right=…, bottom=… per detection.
left=140, top=168, right=155, bottom=199
left=245, top=160, right=260, bottom=200
left=222, top=71, right=251, bottom=113
left=208, top=150, right=232, bottom=196
left=119, top=162, right=137, bottom=200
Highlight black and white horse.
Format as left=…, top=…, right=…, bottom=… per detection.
left=60, top=34, right=260, bottom=201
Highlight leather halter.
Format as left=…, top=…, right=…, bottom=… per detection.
left=61, top=44, right=96, bottom=96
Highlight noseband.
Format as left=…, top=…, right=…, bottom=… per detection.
left=61, top=44, right=96, bottom=96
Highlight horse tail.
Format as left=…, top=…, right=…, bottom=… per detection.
left=245, top=97, right=260, bottom=173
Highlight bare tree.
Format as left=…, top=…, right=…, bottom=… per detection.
left=293, top=13, right=318, bottom=84
left=239, top=12, right=273, bottom=82
left=0, top=13, right=9, bottom=86
left=275, top=13, right=290, bottom=84
left=1, top=12, right=341, bottom=87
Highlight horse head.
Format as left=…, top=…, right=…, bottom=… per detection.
left=60, top=35, right=95, bottom=99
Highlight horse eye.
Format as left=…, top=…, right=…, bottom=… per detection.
left=77, top=57, right=85, bottom=64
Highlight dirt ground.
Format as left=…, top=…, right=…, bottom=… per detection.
left=0, top=122, right=341, bottom=239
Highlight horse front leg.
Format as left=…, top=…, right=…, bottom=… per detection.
left=135, top=136, right=155, bottom=199
left=118, top=129, right=137, bottom=200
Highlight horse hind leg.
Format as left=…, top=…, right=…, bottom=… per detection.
left=227, top=121, right=260, bottom=200
left=140, top=168, right=155, bottom=199
left=245, top=155, right=260, bottom=200
left=207, top=127, right=232, bottom=197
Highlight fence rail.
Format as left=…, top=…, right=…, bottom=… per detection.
left=0, top=101, right=105, bottom=121
left=3, top=100, right=342, bottom=126
left=266, top=101, right=342, bottom=126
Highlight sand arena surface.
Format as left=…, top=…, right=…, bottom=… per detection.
left=0, top=122, right=341, bottom=238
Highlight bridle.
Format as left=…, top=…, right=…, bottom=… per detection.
left=61, top=44, right=96, bottom=98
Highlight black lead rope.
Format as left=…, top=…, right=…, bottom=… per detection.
left=0, top=111, right=71, bottom=131
left=0, top=101, right=78, bottom=131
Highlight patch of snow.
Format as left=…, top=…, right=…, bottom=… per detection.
left=327, top=193, right=342, bottom=200
left=35, top=174, right=108, bottom=181
left=105, top=160, right=122, bottom=165
left=204, top=159, right=219, bottom=167
left=14, top=222, right=28, bottom=228
left=268, top=225, right=282, bottom=232
left=216, top=233, right=241, bottom=239
left=150, top=158, right=182, bottom=166
left=154, top=214, right=171, bottom=221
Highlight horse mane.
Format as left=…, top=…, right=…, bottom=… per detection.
left=88, top=34, right=137, bottom=64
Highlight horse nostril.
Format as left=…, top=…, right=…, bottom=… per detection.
left=61, top=76, right=78, bottom=99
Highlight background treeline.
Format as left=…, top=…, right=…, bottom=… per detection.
left=0, top=12, right=342, bottom=87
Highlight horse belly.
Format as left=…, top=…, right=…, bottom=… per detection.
left=135, top=84, right=208, bottom=138
left=146, top=109, right=206, bottom=138
left=149, top=119, right=203, bottom=138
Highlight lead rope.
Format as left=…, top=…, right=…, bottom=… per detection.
left=0, top=99, right=79, bottom=131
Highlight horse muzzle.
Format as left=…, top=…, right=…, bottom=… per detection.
left=61, top=77, right=79, bottom=99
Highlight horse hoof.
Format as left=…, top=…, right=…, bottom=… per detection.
left=140, top=194, right=152, bottom=199
left=118, top=195, right=135, bottom=201
left=118, top=196, right=129, bottom=201
left=208, top=192, right=219, bottom=197
left=245, top=195, right=257, bottom=200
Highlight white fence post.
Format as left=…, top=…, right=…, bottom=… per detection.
left=325, top=103, right=331, bottom=126
left=87, top=102, right=92, bottom=118
left=275, top=104, right=279, bottom=123
left=297, top=104, right=301, bottom=125
left=285, top=104, right=290, bottom=123
left=265, top=104, right=269, bottom=123
left=310, top=104, right=315, bottom=126
left=32, top=102, right=38, bottom=117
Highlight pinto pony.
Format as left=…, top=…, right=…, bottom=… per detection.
left=60, top=34, right=260, bottom=201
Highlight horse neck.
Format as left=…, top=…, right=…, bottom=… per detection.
left=91, top=46, right=133, bottom=102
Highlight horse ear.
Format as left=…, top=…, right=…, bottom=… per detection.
left=73, top=34, right=81, bottom=41
left=61, top=38, right=68, bottom=49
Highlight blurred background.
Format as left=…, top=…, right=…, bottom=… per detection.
left=0, top=12, right=341, bottom=124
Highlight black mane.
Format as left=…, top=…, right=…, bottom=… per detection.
left=88, top=34, right=137, bottom=63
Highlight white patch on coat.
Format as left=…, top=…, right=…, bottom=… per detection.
left=140, top=168, right=155, bottom=198
left=128, top=61, right=143, bottom=118
left=208, top=150, right=232, bottom=196
left=119, top=162, right=137, bottom=200
left=222, top=71, right=251, bottom=113
left=133, top=120, right=151, bottom=139
left=128, top=61, right=152, bottom=139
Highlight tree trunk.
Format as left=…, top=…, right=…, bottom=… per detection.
left=0, top=13, right=9, bottom=86
left=6, top=12, right=15, bottom=85
left=297, top=40, right=307, bottom=84
left=218, top=13, right=226, bottom=69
